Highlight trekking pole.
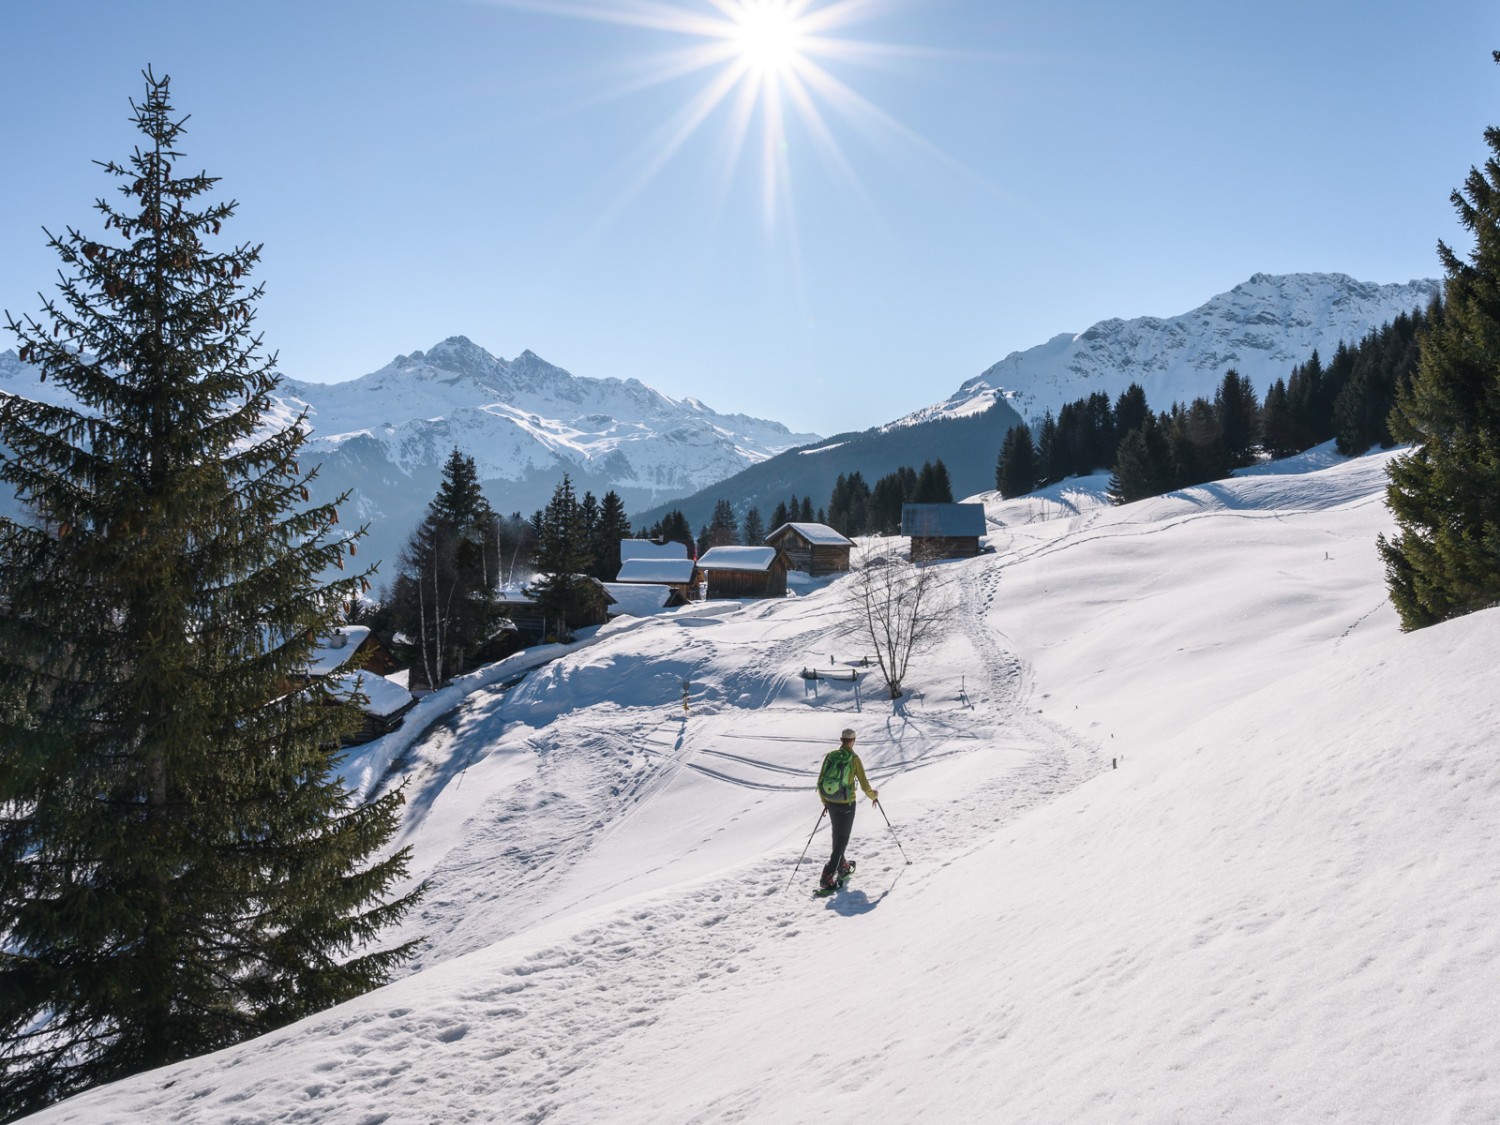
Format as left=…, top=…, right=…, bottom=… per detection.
left=873, top=799, right=911, bottom=866
left=784, top=806, right=827, bottom=892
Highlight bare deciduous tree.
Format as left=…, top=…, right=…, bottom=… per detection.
left=842, top=545, right=956, bottom=699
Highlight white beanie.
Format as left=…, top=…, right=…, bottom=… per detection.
left=841, top=728, right=856, bottom=741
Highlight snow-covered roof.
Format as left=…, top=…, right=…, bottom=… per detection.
left=766, top=522, right=854, bottom=548
left=696, top=545, right=781, bottom=573
left=901, top=503, right=987, bottom=538
left=602, top=583, right=679, bottom=617
left=617, top=558, right=697, bottom=584
left=331, top=670, right=414, bottom=718
left=620, top=539, right=690, bottom=562
left=307, top=626, right=371, bottom=677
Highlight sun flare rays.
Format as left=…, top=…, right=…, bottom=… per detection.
left=484, top=0, right=929, bottom=231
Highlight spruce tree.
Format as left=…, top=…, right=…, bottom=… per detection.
left=1113, top=385, right=1150, bottom=446
left=389, top=449, right=500, bottom=685
left=531, top=475, right=595, bottom=638
left=742, top=506, right=766, bottom=545
left=1214, top=369, right=1261, bottom=468
left=590, top=490, right=631, bottom=580
left=1035, top=410, right=1062, bottom=485
left=0, top=72, right=421, bottom=1117
left=705, top=498, right=739, bottom=548
left=1107, top=414, right=1173, bottom=504
left=868, top=469, right=913, bottom=535
left=914, top=459, right=954, bottom=503
left=1380, top=57, right=1500, bottom=629
left=996, top=422, right=1038, bottom=499
left=1261, top=378, right=1298, bottom=459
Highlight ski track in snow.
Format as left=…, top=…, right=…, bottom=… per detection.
left=43, top=561, right=1108, bottom=1124
left=312, top=559, right=1108, bottom=1121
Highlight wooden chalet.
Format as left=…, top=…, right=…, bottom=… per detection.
left=695, top=545, right=791, bottom=599
left=304, top=627, right=416, bottom=744
left=615, top=556, right=699, bottom=601
left=764, top=522, right=854, bottom=576
left=308, top=625, right=400, bottom=677
left=603, top=582, right=688, bottom=618
left=498, top=577, right=616, bottom=643
left=901, top=503, right=987, bottom=562
left=620, top=538, right=691, bottom=563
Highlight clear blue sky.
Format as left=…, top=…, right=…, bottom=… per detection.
left=3, top=0, right=1497, bottom=436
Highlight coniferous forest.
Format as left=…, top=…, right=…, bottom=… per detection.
left=991, top=304, right=1439, bottom=507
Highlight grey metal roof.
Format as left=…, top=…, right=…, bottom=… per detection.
left=901, top=503, right=987, bottom=538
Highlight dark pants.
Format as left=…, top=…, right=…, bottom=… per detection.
left=822, top=800, right=857, bottom=881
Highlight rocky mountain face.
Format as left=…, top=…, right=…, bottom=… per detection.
left=902, top=273, right=1441, bottom=427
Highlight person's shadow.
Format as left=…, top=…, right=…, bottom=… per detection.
left=820, top=866, right=907, bottom=915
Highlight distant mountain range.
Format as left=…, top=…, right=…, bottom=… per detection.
left=0, top=272, right=1441, bottom=574
left=639, top=272, right=1440, bottom=531
left=0, top=336, right=820, bottom=581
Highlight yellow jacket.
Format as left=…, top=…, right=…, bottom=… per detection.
left=819, top=748, right=878, bottom=805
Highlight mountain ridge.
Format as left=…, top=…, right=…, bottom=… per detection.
left=903, top=272, right=1440, bottom=429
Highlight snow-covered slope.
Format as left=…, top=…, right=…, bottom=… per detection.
left=901, top=272, right=1440, bottom=427
left=29, top=446, right=1500, bottom=1124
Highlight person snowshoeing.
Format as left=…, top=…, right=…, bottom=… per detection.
left=818, top=728, right=878, bottom=891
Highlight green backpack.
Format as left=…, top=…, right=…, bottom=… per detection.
left=818, top=748, right=855, bottom=802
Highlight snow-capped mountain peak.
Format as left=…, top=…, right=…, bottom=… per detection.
left=905, top=272, right=1440, bottom=427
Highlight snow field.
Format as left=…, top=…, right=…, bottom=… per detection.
left=26, top=444, right=1500, bottom=1124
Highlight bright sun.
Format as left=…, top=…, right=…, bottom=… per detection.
left=730, top=1, right=807, bottom=75
left=491, top=0, right=933, bottom=231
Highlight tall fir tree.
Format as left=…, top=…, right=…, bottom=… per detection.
left=868, top=469, right=913, bottom=534
left=704, top=498, right=739, bottom=548
left=0, top=72, right=421, bottom=1118
left=589, top=490, right=631, bottom=580
left=1214, top=369, right=1261, bottom=468
left=995, top=422, right=1038, bottom=499
left=1260, top=377, right=1299, bottom=459
left=531, top=475, right=596, bottom=637
left=1380, top=57, right=1500, bottom=629
left=1035, top=409, right=1067, bottom=485
left=914, top=459, right=954, bottom=503
left=741, top=506, right=766, bottom=546
left=1107, top=414, right=1173, bottom=504
left=389, top=449, right=500, bottom=686
left=827, top=471, right=871, bottom=535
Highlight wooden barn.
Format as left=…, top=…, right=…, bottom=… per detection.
left=764, top=522, right=854, bottom=576
left=695, top=545, right=791, bottom=599
left=619, top=538, right=691, bottom=563
left=901, top=502, right=987, bottom=562
left=303, top=627, right=416, bottom=743
left=603, top=582, right=689, bottom=618
left=615, top=556, right=699, bottom=601
left=308, top=625, right=401, bottom=678
left=497, top=578, right=616, bottom=643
